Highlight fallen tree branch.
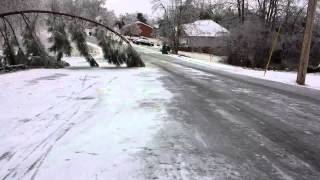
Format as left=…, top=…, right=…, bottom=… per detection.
left=2, top=17, right=23, bottom=52
left=0, top=10, right=131, bottom=46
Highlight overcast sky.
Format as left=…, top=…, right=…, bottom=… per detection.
left=105, top=0, right=156, bottom=17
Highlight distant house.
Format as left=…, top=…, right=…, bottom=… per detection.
left=122, top=21, right=154, bottom=38
left=180, top=20, right=229, bottom=54
left=135, top=21, right=154, bottom=38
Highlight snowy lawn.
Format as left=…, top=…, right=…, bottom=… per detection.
left=0, top=57, right=172, bottom=180
left=171, top=51, right=320, bottom=90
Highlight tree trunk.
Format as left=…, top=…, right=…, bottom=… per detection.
left=241, top=0, right=245, bottom=23
left=284, top=0, right=292, bottom=25
left=266, top=0, right=274, bottom=23
left=262, top=0, right=266, bottom=20
left=297, top=0, right=317, bottom=85
left=237, top=0, right=242, bottom=22
left=172, top=32, right=179, bottom=54
left=57, top=52, right=63, bottom=62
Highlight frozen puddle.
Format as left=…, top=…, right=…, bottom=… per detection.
left=0, top=57, right=172, bottom=180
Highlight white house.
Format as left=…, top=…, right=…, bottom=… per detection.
left=180, top=20, right=229, bottom=53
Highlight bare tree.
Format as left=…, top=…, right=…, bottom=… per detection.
left=297, top=0, right=317, bottom=85
left=152, top=0, right=197, bottom=54
left=236, top=0, right=245, bottom=23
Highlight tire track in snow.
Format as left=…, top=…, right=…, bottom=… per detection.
left=1, top=75, right=102, bottom=180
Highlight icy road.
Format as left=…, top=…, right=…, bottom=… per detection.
left=1, top=50, right=320, bottom=179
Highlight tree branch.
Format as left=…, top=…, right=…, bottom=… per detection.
left=0, top=10, right=131, bottom=46
left=2, top=17, right=23, bottom=52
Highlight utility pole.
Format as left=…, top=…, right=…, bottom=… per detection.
left=297, top=0, right=317, bottom=85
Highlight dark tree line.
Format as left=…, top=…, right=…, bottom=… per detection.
left=225, top=0, right=320, bottom=71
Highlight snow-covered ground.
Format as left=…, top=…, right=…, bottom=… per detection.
left=170, top=53, right=320, bottom=90
left=137, top=45, right=320, bottom=90
left=0, top=57, right=172, bottom=180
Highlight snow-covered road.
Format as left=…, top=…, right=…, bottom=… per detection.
left=139, top=48, right=320, bottom=180
left=0, top=57, right=171, bottom=180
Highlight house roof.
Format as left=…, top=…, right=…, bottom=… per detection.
left=183, top=20, right=229, bottom=37
left=134, top=21, right=154, bottom=29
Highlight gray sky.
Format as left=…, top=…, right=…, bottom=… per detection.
left=105, top=0, right=155, bottom=16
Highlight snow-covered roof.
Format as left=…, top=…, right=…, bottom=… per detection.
left=183, top=20, right=229, bottom=37
left=135, top=21, right=154, bottom=29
